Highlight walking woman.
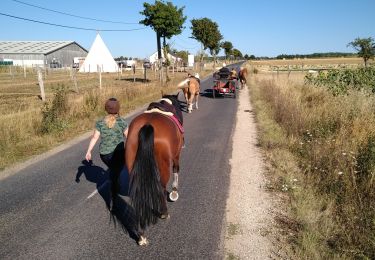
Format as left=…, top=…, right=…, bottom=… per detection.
left=85, top=98, right=128, bottom=204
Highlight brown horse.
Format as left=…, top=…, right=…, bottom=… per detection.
left=123, top=95, right=184, bottom=245
left=178, top=74, right=200, bottom=113
left=238, top=67, right=248, bottom=89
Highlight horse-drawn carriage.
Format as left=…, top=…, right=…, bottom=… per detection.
left=212, top=67, right=237, bottom=99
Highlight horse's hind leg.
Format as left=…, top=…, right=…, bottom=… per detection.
left=169, top=156, right=180, bottom=202
left=157, top=160, right=170, bottom=219
left=195, top=92, right=199, bottom=110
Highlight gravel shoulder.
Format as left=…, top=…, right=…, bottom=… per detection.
left=224, top=85, right=275, bottom=259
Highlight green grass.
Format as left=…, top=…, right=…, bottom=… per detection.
left=226, top=252, right=240, bottom=260
left=227, top=222, right=242, bottom=239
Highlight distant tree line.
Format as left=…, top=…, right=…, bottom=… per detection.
left=276, top=52, right=356, bottom=59
left=238, top=52, right=358, bottom=60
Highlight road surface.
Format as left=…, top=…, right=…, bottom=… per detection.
left=0, top=69, right=239, bottom=259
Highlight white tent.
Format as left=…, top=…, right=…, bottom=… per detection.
left=79, top=34, right=119, bottom=73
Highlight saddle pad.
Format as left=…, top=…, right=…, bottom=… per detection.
left=144, top=108, right=173, bottom=116
left=143, top=109, right=184, bottom=133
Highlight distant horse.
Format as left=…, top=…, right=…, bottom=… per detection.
left=121, top=94, right=184, bottom=245
left=178, top=74, right=200, bottom=113
left=238, top=67, right=248, bottom=89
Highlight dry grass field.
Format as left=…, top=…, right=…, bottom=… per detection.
left=0, top=66, right=212, bottom=171
left=247, top=57, right=373, bottom=73
left=247, top=59, right=375, bottom=259
left=250, top=57, right=365, bottom=66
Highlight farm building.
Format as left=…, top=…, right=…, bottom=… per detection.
left=0, top=41, right=88, bottom=68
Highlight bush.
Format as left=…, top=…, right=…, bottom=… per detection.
left=39, top=84, right=69, bottom=134
left=83, top=90, right=100, bottom=116
left=305, top=66, right=375, bottom=95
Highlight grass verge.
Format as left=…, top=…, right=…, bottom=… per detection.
left=249, top=69, right=375, bottom=259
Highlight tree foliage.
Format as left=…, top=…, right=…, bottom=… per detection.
left=276, top=52, right=355, bottom=60
left=221, top=41, right=233, bottom=59
left=173, top=49, right=189, bottom=63
left=347, top=37, right=375, bottom=67
left=140, top=1, right=186, bottom=81
left=140, top=1, right=186, bottom=40
left=190, top=18, right=222, bottom=63
left=232, top=48, right=243, bottom=59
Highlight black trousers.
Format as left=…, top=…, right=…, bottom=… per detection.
left=100, top=142, right=125, bottom=177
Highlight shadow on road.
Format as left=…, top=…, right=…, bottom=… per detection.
left=201, top=89, right=215, bottom=98
left=75, top=160, right=141, bottom=244
left=75, top=160, right=111, bottom=208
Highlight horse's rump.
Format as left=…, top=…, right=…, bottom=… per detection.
left=239, top=67, right=248, bottom=88
left=125, top=113, right=183, bottom=177
left=187, top=77, right=200, bottom=95
left=125, top=112, right=183, bottom=229
left=239, top=67, right=248, bottom=79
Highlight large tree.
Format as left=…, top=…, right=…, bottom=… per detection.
left=190, top=18, right=223, bottom=67
left=347, top=37, right=375, bottom=67
left=221, top=41, right=233, bottom=60
left=232, top=48, right=243, bottom=59
left=140, top=1, right=186, bottom=80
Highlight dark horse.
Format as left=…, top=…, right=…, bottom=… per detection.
left=115, top=94, right=184, bottom=246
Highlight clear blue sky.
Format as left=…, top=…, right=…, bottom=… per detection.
left=1, top=0, right=375, bottom=59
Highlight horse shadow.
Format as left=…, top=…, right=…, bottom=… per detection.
left=201, top=89, right=215, bottom=98
left=75, top=160, right=141, bottom=243
left=175, top=91, right=189, bottom=113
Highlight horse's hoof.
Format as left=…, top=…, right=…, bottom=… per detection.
left=138, top=236, right=149, bottom=246
left=169, top=190, right=179, bottom=202
left=160, top=213, right=170, bottom=219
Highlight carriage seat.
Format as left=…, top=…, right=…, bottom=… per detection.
left=218, top=67, right=231, bottom=79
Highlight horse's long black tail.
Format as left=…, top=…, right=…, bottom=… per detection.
left=129, top=124, right=164, bottom=230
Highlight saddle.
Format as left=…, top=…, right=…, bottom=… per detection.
left=145, top=100, right=184, bottom=133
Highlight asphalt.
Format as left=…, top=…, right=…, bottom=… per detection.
left=0, top=64, right=241, bottom=259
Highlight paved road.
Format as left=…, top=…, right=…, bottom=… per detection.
left=0, top=65, right=240, bottom=259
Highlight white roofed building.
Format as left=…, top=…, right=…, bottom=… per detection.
left=0, top=41, right=87, bottom=67
left=149, top=51, right=182, bottom=65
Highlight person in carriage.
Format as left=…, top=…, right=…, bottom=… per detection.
left=216, top=64, right=230, bottom=79
left=230, top=68, right=238, bottom=80
left=214, top=64, right=237, bottom=89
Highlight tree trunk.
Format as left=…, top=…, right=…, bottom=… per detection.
left=156, top=31, right=163, bottom=82
left=163, top=37, right=169, bottom=83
